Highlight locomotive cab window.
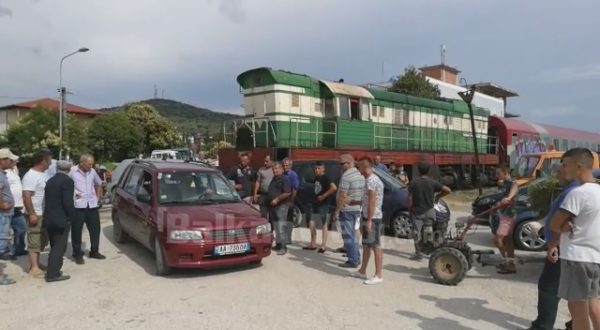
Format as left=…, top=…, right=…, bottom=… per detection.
left=350, top=98, right=360, bottom=120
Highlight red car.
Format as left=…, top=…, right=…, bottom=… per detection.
left=111, top=160, right=272, bottom=275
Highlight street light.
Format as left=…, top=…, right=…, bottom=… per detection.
left=59, top=47, right=89, bottom=160
left=458, top=84, right=483, bottom=196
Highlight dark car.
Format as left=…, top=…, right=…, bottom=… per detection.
left=111, top=160, right=273, bottom=276
left=291, top=160, right=450, bottom=237
left=474, top=169, right=600, bottom=252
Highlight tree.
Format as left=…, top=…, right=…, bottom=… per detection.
left=4, top=107, right=88, bottom=164
left=124, top=102, right=180, bottom=154
left=205, top=140, right=232, bottom=159
left=88, top=112, right=144, bottom=162
left=389, top=65, right=441, bottom=99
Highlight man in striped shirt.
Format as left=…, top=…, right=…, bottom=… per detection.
left=333, top=154, right=365, bottom=268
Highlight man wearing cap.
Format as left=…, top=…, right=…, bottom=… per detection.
left=70, top=154, right=105, bottom=264
left=0, top=148, right=16, bottom=284
left=6, top=152, right=27, bottom=258
left=43, top=161, right=75, bottom=282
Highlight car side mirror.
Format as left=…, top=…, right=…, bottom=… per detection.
left=137, top=193, right=151, bottom=204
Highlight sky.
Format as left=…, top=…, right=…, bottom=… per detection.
left=1, top=0, right=599, bottom=132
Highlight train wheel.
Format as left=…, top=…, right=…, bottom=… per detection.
left=429, top=247, right=469, bottom=286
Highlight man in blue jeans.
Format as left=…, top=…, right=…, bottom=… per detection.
left=333, top=154, right=365, bottom=268
left=6, top=155, right=27, bottom=258
left=0, top=148, right=16, bottom=285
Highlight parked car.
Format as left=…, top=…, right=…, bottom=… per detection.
left=106, top=159, right=136, bottom=203
left=473, top=169, right=600, bottom=252
left=291, top=160, right=450, bottom=238
left=111, top=159, right=273, bottom=276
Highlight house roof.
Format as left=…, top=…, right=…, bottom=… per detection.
left=0, top=98, right=100, bottom=116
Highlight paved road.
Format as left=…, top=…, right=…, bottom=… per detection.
left=0, top=208, right=569, bottom=330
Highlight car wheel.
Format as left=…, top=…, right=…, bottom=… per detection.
left=154, top=237, right=172, bottom=276
left=390, top=211, right=412, bottom=238
left=112, top=216, right=129, bottom=243
left=514, top=220, right=546, bottom=252
left=290, top=205, right=304, bottom=228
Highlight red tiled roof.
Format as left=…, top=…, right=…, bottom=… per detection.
left=0, top=98, right=100, bottom=116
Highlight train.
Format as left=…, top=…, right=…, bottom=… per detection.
left=219, top=67, right=600, bottom=187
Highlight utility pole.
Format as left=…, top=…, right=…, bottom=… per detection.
left=458, top=85, right=483, bottom=196
left=59, top=47, right=89, bottom=160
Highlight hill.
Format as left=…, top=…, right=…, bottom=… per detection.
left=99, top=99, right=241, bottom=137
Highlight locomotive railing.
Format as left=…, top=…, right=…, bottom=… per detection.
left=373, top=123, right=499, bottom=154
left=291, top=118, right=337, bottom=148
left=223, top=117, right=273, bottom=148
left=223, top=117, right=337, bottom=148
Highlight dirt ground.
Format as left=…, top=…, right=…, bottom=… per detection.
left=0, top=208, right=569, bottom=330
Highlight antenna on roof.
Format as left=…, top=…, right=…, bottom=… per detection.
left=440, top=44, right=446, bottom=65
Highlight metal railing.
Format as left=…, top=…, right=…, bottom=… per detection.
left=290, top=118, right=337, bottom=148
left=223, top=117, right=272, bottom=147
left=373, top=123, right=499, bottom=154
left=223, top=117, right=337, bottom=149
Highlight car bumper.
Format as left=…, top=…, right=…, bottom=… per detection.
left=163, top=233, right=273, bottom=269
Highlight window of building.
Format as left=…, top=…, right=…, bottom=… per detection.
left=379, top=107, right=385, bottom=117
left=314, top=102, right=322, bottom=112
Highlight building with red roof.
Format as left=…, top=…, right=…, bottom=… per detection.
left=0, top=98, right=100, bottom=133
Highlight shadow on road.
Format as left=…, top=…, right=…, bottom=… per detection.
left=396, top=310, right=476, bottom=330
left=286, top=246, right=354, bottom=278
left=419, top=295, right=530, bottom=329
left=101, top=225, right=263, bottom=279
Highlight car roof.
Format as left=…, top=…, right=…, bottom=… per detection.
left=131, top=160, right=216, bottom=173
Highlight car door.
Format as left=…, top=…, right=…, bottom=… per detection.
left=129, top=170, right=155, bottom=250
left=120, top=166, right=145, bottom=242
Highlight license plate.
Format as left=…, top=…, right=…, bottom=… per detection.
left=214, top=243, right=250, bottom=256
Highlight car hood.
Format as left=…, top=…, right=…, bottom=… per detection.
left=158, top=202, right=267, bottom=231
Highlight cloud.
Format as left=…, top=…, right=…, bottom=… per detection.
left=530, top=105, right=576, bottom=119
left=218, top=0, right=246, bottom=23
left=539, top=63, right=600, bottom=83
left=0, top=4, right=12, bottom=17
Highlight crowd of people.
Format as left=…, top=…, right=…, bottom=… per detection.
left=227, top=153, right=450, bottom=285
left=0, top=148, right=107, bottom=284
left=2, top=144, right=598, bottom=328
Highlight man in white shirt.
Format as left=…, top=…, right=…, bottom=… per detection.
left=6, top=154, right=27, bottom=257
left=70, top=154, right=105, bottom=264
left=22, top=149, right=51, bottom=277
left=352, top=157, right=385, bottom=285
left=549, top=148, right=600, bottom=330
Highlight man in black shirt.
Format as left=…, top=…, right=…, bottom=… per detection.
left=408, top=161, right=451, bottom=260
left=226, top=153, right=256, bottom=202
left=267, top=162, right=292, bottom=255
left=303, top=161, right=337, bottom=253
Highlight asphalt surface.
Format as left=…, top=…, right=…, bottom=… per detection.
left=0, top=208, right=569, bottom=330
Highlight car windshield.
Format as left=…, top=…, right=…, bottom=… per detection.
left=515, top=156, right=539, bottom=178
left=158, top=171, right=240, bottom=205
left=373, top=167, right=405, bottom=189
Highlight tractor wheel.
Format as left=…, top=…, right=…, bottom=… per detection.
left=429, top=247, right=469, bottom=286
